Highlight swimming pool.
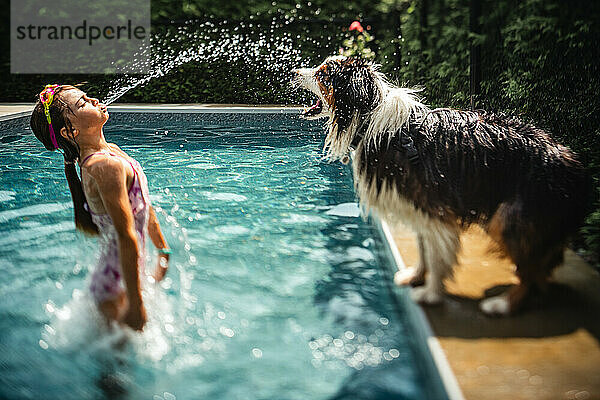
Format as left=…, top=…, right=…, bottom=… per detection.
left=0, top=110, right=450, bottom=399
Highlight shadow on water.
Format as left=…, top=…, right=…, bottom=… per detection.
left=311, top=159, right=430, bottom=400
left=97, top=362, right=129, bottom=400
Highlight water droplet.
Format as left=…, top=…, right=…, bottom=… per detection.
left=164, top=392, right=176, bottom=400
left=252, top=348, right=263, bottom=358
left=219, top=326, right=234, bottom=337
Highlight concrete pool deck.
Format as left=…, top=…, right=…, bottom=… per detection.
left=3, top=103, right=599, bottom=399
left=391, top=224, right=600, bottom=400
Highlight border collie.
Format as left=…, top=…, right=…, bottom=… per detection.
left=293, top=56, right=589, bottom=315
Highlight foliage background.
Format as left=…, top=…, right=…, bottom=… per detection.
left=1, top=0, right=599, bottom=262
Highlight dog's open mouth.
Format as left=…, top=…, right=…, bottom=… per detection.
left=303, top=99, right=323, bottom=117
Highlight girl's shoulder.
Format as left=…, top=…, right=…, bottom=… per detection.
left=81, top=151, right=132, bottom=182
left=83, top=157, right=133, bottom=197
left=81, top=143, right=128, bottom=169
left=107, top=142, right=128, bottom=157
left=107, top=142, right=121, bottom=151
left=107, top=143, right=137, bottom=163
left=107, top=143, right=142, bottom=168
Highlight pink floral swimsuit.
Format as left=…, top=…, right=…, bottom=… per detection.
left=81, top=151, right=150, bottom=303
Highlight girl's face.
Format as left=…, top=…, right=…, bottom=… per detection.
left=60, top=88, right=109, bottom=134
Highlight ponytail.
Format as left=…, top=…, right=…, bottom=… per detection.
left=63, top=154, right=99, bottom=236
left=30, top=86, right=98, bottom=236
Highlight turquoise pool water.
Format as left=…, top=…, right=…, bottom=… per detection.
left=0, top=112, right=445, bottom=400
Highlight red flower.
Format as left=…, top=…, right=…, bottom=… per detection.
left=349, top=21, right=364, bottom=33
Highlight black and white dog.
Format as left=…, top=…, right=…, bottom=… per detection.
left=293, top=56, right=589, bottom=315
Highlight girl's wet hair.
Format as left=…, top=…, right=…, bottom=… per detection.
left=30, top=85, right=99, bottom=235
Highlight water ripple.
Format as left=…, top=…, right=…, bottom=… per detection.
left=0, top=202, right=71, bottom=223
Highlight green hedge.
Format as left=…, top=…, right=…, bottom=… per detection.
left=390, top=0, right=600, bottom=263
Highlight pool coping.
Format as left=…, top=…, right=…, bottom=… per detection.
left=0, top=104, right=464, bottom=399
left=0, top=109, right=32, bottom=122
left=378, top=219, right=465, bottom=400
left=0, top=103, right=305, bottom=120
left=108, top=105, right=305, bottom=114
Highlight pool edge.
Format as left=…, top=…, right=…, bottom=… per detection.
left=377, top=219, right=466, bottom=400
left=0, top=105, right=306, bottom=124
left=108, top=105, right=305, bottom=114
left=0, top=106, right=308, bottom=137
left=0, top=110, right=31, bottom=122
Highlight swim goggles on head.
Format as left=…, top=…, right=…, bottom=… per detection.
left=39, top=84, right=61, bottom=149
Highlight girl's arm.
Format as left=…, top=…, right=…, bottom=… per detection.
left=90, top=158, right=146, bottom=330
left=148, top=206, right=169, bottom=282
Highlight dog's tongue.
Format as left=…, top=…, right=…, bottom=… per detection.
left=303, top=99, right=322, bottom=117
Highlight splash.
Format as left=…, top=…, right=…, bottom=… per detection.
left=100, top=17, right=334, bottom=105
left=41, top=207, right=199, bottom=366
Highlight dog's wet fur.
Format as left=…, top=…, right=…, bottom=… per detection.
left=294, top=56, right=590, bottom=315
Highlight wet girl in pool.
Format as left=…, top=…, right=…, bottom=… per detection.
left=30, top=85, right=170, bottom=331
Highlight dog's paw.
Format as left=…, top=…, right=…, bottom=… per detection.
left=410, top=286, right=443, bottom=305
left=394, top=267, right=425, bottom=287
left=479, top=295, right=511, bottom=316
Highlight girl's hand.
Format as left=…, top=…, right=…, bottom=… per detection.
left=120, top=300, right=147, bottom=331
left=153, top=253, right=169, bottom=283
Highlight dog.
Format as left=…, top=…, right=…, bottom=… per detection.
left=293, top=56, right=589, bottom=315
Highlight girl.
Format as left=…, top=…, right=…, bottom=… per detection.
left=30, top=84, right=170, bottom=331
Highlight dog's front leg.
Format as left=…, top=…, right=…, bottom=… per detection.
left=394, top=234, right=427, bottom=287
left=410, top=224, right=460, bottom=305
